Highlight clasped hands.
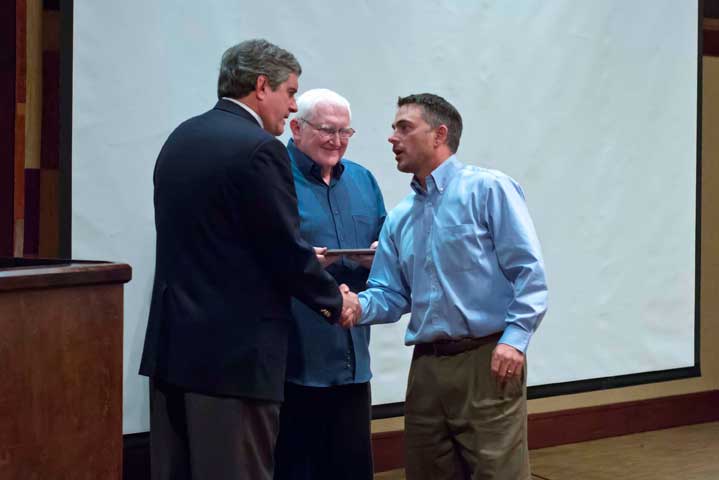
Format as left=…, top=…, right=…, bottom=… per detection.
left=339, top=284, right=361, bottom=328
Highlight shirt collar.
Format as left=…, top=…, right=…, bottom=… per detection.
left=411, top=155, right=462, bottom=195
left=221, top=97, right=264, bottom=128
left=287, top=139, right=345, bottom=184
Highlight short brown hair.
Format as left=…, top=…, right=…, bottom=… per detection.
left=398, top=93, right=463, bottom=153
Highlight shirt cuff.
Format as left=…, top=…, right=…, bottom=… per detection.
left=498, top=323, right=532, bottom=353
left=358, top=294, right=371, bottom=325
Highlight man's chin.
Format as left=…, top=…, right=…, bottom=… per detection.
left=268, top=124, right=284, bottom=136
left=318, top=156, right=341, bottom=168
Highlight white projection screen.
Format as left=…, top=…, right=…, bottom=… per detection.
left=70, top=1, right=699, bottom=434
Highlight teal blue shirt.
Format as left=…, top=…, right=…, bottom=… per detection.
left=287, top=139, right=386, bottom=386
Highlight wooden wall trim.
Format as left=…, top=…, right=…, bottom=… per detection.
left=123, top=430, right=411, bottom=480
left=0, top=1, right=15, bottom=256
left=372, top=430, right=406, bottom=474
left=368, top=390, right=719, bottom=472
left=121, top=390, right=719, bottom=476
left=707, top=19, right=719, bottom=57
left=14, top=0, right=27, bottom=257
left=527, top=390, right=719, bottom=449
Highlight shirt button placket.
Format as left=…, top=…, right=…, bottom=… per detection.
left=334, top=210, right=343, bottom=243
left=427, top=199, right=441, bottom=326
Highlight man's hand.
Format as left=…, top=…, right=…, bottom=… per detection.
left=347, top=241, right=378, bottom=270
left=314, top=246, right=338, bottom=268
left=490, top=343, right=525, bottom=385
left=339, top=283, right=361, bottom=329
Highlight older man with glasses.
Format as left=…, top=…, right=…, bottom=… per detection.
left=273, top=89, right=386, bottom=480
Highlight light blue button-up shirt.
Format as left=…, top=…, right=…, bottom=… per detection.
left=358, top=156, right=547, bottom=353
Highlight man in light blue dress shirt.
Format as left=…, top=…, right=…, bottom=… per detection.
left=342, top=93, right=548, bottom=479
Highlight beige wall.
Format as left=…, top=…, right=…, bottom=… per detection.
left=373, top=56, right=719, bottom=432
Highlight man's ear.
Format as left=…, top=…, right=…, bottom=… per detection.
left=290, top=118, right=301, bottom=137
left=255, top=75, right=269, bottom=100
left=434, top=124, right=449, bottom=147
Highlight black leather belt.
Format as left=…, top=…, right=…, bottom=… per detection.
left=413, top=332, right=502, bottom=358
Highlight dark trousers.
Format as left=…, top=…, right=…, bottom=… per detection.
left=149, top=378, right=281, bottom=480
left=274, top=382, right=373, bottom=480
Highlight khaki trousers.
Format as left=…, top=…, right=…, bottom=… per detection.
left=404, top=340, right=530, bottom=480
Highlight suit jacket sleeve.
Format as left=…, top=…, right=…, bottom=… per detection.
left=232, top=138, right=343, bottom=323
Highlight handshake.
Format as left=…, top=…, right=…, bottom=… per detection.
left=339, top=284, right=361, bottom=328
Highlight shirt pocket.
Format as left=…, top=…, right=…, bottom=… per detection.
left=436, top=224, right=480, bottom=272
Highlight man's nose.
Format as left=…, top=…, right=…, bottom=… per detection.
left=328, top=132, right=343, bottom=145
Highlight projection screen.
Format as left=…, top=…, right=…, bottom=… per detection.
left=70, top=1, right=699, bottom=433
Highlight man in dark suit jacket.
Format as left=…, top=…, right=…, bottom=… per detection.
left=139, top=39, right=355, bottom=480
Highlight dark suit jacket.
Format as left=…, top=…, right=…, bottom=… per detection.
left=139, top=99, right=343, bottom=402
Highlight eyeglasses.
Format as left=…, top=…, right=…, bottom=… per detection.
left=301, top=118, right=356, bottom=140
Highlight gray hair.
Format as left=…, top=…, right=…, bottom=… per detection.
left=296, top=88, right=352, bottom=122
left=217, top=39, right=301, bottom=99
left=398, top=93, right=463, bottom=153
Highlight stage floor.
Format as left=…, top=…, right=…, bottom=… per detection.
left=375, top=421, right=719, bottom=479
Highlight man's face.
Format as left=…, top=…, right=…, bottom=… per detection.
left=291, top=103, right=351, bottom=169
left=258, top=73, right=299, bottom=136
left=388, top=105, right=436, bottom=175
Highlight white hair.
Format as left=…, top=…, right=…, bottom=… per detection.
left=296, top=88, right=352, bottom=121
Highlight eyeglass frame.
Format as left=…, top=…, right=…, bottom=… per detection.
left=300, top=118, right=356, bottom=140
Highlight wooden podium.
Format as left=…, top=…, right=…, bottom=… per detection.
left=0, top=258, right=131, bottom=479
